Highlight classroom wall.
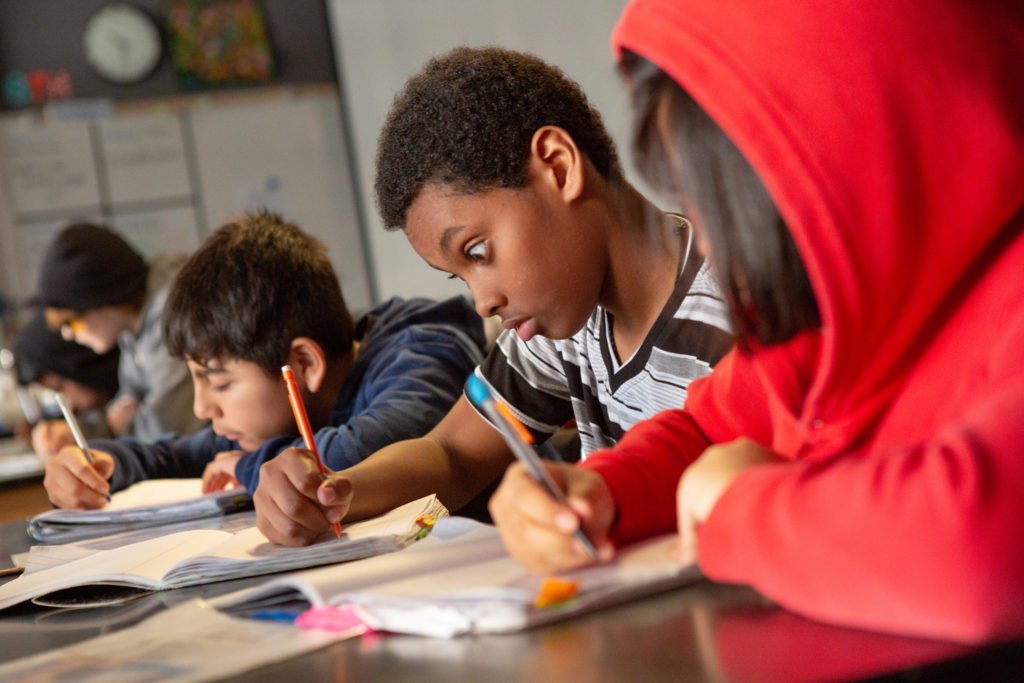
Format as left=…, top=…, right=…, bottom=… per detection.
left=0, top=0, right=371, bottom=336
left=0, top=1, right=648, bottom=334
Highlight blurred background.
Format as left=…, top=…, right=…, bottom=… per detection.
left=0, top=0, right=649, bottom=442
left=0, top=0, right=641, bottom=323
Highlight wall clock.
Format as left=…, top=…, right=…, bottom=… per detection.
left=82, top=3, right=163, bottom=85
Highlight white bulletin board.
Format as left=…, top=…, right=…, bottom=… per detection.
left=0, top=86, right=370, bottom=319
left=1, top=118, right=101, bottom=216
left=99, top=114, right=192, bottom=206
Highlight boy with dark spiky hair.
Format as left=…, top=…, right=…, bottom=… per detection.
left=44, top=210, right=486, bottom=511
left=254, top=47, right=735, bottom=547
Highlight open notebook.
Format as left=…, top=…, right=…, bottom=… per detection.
left=0, top=494, right=447, bottom=611
left=28, top=479, right=253, bottom=543
left=215, top=517, right=702, bottom=637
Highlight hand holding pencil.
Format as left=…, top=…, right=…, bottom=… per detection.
left=42, top=393, right=114, bottom=508
left=281, top=365, right=342, bottom=540
left=466, top=375, right=616, bottom=571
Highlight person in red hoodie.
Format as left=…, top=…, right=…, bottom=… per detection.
left=488, top=0, right=1024, bottom=643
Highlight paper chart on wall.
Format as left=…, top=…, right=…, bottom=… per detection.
left=99, top=113, right=192, bottom=205
left=0, top=117, right=101, bottom=215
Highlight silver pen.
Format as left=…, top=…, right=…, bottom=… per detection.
left=55, top=392, right=110, bottom=501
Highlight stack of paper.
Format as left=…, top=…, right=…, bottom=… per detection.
left=0, top=494, right=448, bottom=611
left=215, top=517, right=701, bottom=637
left=28, top=479, right=253, bottom=543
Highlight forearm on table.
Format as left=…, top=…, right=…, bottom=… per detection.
left=342, top=435, right=507, bottom=521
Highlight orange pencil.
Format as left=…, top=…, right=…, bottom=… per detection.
left=282, top=364, right=342, bottom=539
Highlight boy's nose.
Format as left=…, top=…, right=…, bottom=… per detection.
left=472, top=285, right=505, bottom=319
left=193, top=390, right=220, bottom=420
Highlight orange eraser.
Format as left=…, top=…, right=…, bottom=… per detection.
left=534, top=577, right=580, bottom=608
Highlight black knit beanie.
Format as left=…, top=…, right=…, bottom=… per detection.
left=28, top=223, right=148, bottom=311
left=13, top=312, right=120, bottom=397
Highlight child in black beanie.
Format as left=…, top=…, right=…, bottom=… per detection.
left=13, top=312, right=119, bottom=446
left=27, top=223, right=206, bottom=455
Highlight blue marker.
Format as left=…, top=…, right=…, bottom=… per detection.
left=250, top=610, right=301, bottom=623
left=466, top=375, right=599, bottom=560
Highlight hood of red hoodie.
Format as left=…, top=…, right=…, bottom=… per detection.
left=612, top=0, right=1024, bottom=444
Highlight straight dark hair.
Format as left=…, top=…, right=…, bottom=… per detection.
left=163, top=210, right=354, bottom=375
left=622, top=51, right=820, bottom=348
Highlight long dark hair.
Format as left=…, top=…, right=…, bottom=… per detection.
left=623, top=51, right=820, bottom=348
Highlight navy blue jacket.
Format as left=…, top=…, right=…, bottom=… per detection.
left=95, top=296, right=486, bottom=493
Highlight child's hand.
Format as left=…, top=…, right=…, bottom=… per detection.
left=43, top=446, right=115, bottom=509
left=489, top=461, right=616, bottom=574
left=201, top=450, right=243, bottom=493
left=676, top=437, right=784, bottom=560
left=31, top=419, right=75, bottom=460
left=253, top=446, right=354, bottom=546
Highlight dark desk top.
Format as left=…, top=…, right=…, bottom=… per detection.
left=1, top=519, right=1022, bottom=682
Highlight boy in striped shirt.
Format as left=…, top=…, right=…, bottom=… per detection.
left=253, top=47, right=734, bottom=546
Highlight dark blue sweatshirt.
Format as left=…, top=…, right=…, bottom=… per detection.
left=95, top=296, right=486, bottom=493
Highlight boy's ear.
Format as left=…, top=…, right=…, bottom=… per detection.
left=286, top=337, right=327, bottom=393
left=530, top=126, right=584, bottom=202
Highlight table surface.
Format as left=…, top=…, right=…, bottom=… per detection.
left=0, top=438, right=50, bottom=524
left=0, top=437, right=44, bottom=484
left=1, top=518, right=1022, bottom=682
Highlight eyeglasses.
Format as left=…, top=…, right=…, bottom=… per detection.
left=44, top=308, right=86, bottom=339
left=61, top=318, right=86, bottom=338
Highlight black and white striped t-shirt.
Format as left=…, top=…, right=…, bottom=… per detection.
left=474, top=220, right=734, bottom=460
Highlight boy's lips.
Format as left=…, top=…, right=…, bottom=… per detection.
left=214, top=426, right=240, bottom=441
left=502, top=317, right=538, bottom=342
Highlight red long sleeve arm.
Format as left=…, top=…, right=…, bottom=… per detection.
left=581, top=408, right=710, bottom=544
left=699, top=370, right=1024, bottom=643
left=581, top=346, right=777, bottom=544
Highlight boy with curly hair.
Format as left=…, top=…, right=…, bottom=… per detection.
left=254, top=47, right=735, bottom=547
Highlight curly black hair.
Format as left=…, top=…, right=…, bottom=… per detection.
left=163, top=210, right=354, bottom=375
left=374, top=46, right=623, bottom=231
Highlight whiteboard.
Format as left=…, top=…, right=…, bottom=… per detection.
left=0, top=87, right=371, bottom=316
left=109, top=206, right=202, bottom=259
left=189, top=92, right=371, bottom=312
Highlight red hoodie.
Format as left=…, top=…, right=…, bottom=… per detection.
left=584, top=0, right=1024, bottom=643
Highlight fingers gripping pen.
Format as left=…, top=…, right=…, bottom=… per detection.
left=55, top=392, right=110, bottom=502
left=282, top=364, right=342, bottom=539
left=465, top=374, right=599, bottom=560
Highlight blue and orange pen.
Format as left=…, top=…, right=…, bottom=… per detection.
left=282, top=364, right=342, bottom=539
left=465, top=374, right=599, bottom=560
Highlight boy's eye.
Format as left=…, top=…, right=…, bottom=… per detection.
left=446, top=273, right=464, bottom=281
left=212, top=383, right=232, bottom=393
left=465, top=241, right=488, bottom=263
